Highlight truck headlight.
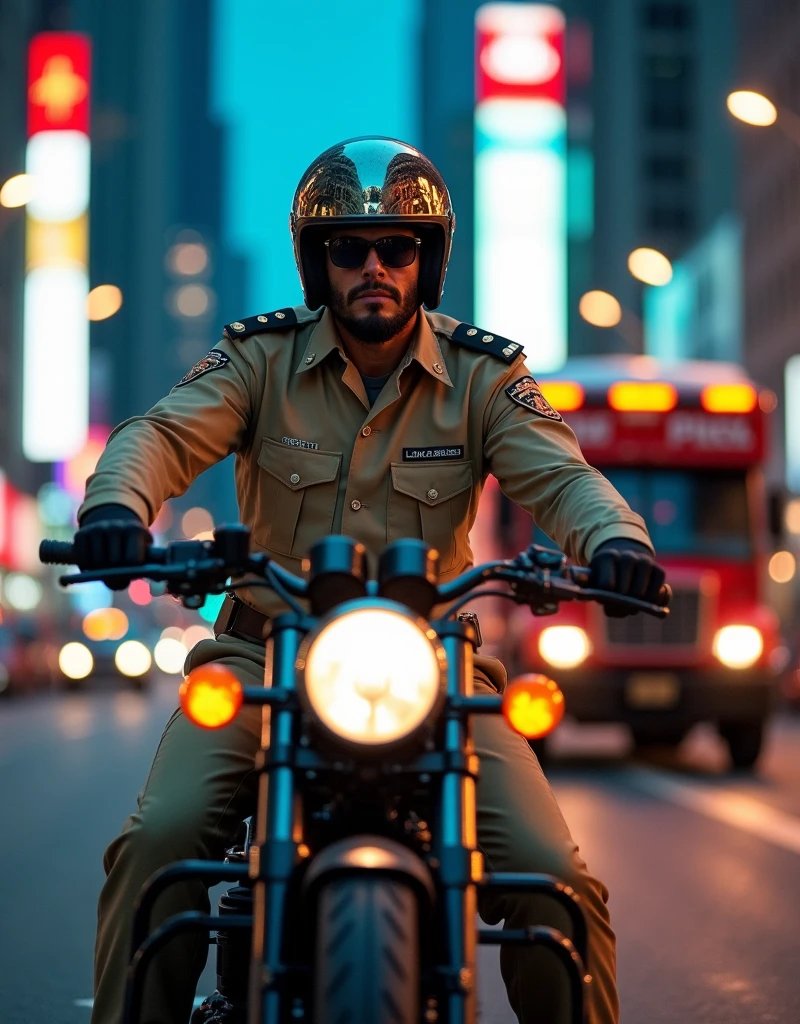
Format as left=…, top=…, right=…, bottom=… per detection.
left=538, top=626, right=591, bottom=669
left=300, top=603, right=444, bottom=748
left=712, top=625, right=763, bottom=670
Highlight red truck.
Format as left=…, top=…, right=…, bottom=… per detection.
left=489, top=355, right=782, bottom=769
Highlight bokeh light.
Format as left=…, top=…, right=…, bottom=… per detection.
left=0, top=173, right=35, bottom=208
left=59, top=642, right=93, bottom=680
left=86, top=284, right=123, bottom=320
left=182, top=624, right=214, bottom=649
left=181, top=506, right=214, bottom=538
left=768, top=550, right=796, bottom=584
left=168, top=242, right=209, bottom=276
left=726, top=90, right=777, bottom=127
left=128, top=579, right=152, bottom=606
left=174, top=283, right=211, bottom=317
left=154, top=637, right=187, bottom=674
left=628, top=248, right=673, bottom=286
left=4, top=574, right=43, bottom=611
left=82, top=607, right=129, bottom=642
left=115, top=640, right=152, bottom=677
left=578, top=290, right=622, bottom=328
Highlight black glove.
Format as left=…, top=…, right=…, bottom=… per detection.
left=74, top=504, right=152, bottom=573
left=589, top=538, right=667, bottom=618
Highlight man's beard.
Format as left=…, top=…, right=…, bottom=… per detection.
left=329, top=280, right=420, bottom=343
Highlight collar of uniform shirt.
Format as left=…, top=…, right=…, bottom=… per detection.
left=295, top=307, right=454, bottom=389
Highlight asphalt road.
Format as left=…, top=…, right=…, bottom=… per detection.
left=2, top=678, right=799, bottom=1024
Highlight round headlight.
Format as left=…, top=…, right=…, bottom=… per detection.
left=713, top=625, right=763, bottom=670
left=301, top=604, right=444, bottom=747
left=538, top=626, right=591, bottom=669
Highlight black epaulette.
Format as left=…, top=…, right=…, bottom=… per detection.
left=222, top=307, right=298, bottom=341
left=449, top=322, right=525, bottom=364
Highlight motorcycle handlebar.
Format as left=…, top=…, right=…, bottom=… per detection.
left=39, top=533, right=670, bottom=617
left=39, top=539, right=169, bottom=567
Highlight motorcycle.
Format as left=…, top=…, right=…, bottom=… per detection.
left=40, top=527, right=669, bottom=1024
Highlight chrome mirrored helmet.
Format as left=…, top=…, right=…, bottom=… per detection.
left=290, top=136, right=455, bottom=311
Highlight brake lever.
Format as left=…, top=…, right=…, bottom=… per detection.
left=57, top=558, right=228, bottom=589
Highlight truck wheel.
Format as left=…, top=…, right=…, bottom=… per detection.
left=719, top=720, right=764, bottom=770
left=314, top=876, right=418, bottom=1024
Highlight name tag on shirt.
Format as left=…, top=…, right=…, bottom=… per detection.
left=403, top=446, right=465, bottom=461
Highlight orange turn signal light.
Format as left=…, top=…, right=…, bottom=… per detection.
left=539, top=381, right=585, bottom=413
left=179, top=663, right=243, bottom=729
left=607, top=381, right=677, bottom=413
left=700, top=383, right=757, bottom=414
left=502, top=674, right=565, bottom=740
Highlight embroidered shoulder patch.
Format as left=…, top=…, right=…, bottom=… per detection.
left=505, top=376, right=562, bottom=421
left=173, top=349, right=230, bottom=389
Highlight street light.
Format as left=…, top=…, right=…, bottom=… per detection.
left=0, top=173, right=35, bottom=208
left=578, top=289, right=643, bottom=351
left=726, top=88, right=800, bottom=147
left=628, top=247, right=673, bottom=286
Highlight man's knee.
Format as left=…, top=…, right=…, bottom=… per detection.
left=103, top=802, right=216, bottom=879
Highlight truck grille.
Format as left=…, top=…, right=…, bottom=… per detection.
left=604, top=587, right=701, bottom=648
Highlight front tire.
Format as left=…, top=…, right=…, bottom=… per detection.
left=719, top=720, right=764, bottom=770
left=314, top=876, right=419, bottom=1024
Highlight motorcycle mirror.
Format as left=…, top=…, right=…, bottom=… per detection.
left=502, top=674, right=565, bottom=740
left=179, top=663, right=244, bottom=729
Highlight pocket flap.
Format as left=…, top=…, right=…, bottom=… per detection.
left=391, top=461, right=473, bottom=506
left=258, top=437, right=341, bottom=490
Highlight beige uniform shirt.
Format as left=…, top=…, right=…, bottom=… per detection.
left=79, top=305, right=652, bottom=617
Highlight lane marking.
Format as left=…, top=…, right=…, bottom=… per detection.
left=626, top=768, right=800, bottom=856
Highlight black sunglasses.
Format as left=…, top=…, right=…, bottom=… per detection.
left=324, top=234, right=421, bottom=269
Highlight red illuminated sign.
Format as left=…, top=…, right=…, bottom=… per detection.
left=476, top=5, right=565, bottom=105
left=28, top=33, right=91, bottom=137
left=567, top=409, right=765, bottom=468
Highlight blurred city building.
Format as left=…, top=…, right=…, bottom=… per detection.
left=421, top=0, right=737, bottom=358
left=0, top=0, right=44, bottom=496
left=736, top=0, right=800, bottom=491
left=0, top=0, right=248, bottom=539
left=81, top=0, right=247, bottom=523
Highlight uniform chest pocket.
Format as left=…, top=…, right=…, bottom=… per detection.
left=256, top=438, right=341, bottom=557
left=388, top=460, right=473, bottom=573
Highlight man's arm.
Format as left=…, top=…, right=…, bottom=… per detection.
left=78, top=336, right=258, bottom=526
left=484, top=368, right=652, bottom=565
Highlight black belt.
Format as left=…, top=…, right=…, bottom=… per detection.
left=214, top=595, right=271, bottom=644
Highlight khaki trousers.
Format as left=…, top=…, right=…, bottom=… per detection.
left=93, top=634, right=618, bottom=1024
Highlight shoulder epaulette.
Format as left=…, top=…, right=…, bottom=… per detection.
left=449, top=322, right=525, bottom=364
left=223, top=307, right=298, bottom=341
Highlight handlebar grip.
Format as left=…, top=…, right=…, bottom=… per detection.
left=39, top=539, right=76, bottom=565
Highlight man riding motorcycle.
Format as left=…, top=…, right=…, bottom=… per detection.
left=75, top=137, right=665, bottom=1024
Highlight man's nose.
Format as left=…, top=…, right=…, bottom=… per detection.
left=361, top=247, right=386, bottom=277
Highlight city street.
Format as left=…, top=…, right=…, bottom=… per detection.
left=2, top=678, right=799, bottom=1024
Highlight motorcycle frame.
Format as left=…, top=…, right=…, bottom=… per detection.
left=123, top=605, right=590, bottom=1024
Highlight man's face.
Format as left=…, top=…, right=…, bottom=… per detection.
left=326, top=225, right=421, bottom=344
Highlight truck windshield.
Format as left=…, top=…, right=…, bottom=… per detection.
left=604, top=468, right=751, bottom=558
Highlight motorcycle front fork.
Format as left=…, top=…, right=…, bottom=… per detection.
left=245, top=615, right=481, bottom=1024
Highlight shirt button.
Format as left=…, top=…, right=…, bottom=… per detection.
left=432, top=362, right=443, bottom=374
left=290, top=473, right=301, bottom=484
left=350, top=499, right=362, bottom=511
left=305, top=354, right=315, bottom=364
left=427, top=488, right=439, bottom=501
left=361, top=426, right=372, bottom=437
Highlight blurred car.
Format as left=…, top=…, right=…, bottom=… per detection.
left=56, top=607, right=157, bottom=691
left=0, top=615, right=60, bottom=697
